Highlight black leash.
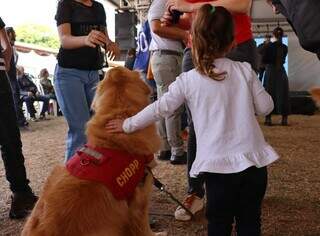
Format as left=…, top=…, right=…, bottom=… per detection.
left=153, top=176, right=194, bottom=219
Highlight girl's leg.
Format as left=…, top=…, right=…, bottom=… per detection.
left=235, top=167, right=268, bottom=236
left=205, top=173, right=235, bottom=236
left=54, top=66, right=97, bottom=161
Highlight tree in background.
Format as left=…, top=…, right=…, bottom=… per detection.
left=15, top=24, right=59, bottom=49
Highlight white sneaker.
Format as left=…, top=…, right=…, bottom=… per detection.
left=30, top=117, right=39, bottom=122
left=174, top=194, right=204, bottom=221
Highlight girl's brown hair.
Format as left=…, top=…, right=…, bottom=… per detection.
left=192, top=5, right=234, bottom=80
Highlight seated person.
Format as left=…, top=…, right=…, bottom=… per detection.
left=17, top=66, right=49, bottom=121
left=39, top=68, right=61, bottom=116
left=39, top=68, right=56, bottom=99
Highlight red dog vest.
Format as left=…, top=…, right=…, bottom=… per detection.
left=66, top=145, right=153, bottom=200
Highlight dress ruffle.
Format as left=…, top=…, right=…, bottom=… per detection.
left=190, top=144, right=279, bottom=177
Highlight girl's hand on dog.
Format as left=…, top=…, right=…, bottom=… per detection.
left=105, top=119, right=125, bottom=133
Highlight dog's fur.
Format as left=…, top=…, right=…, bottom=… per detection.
left=21, top=67, right=164, bottom=236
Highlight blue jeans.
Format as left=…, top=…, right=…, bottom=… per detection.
left=22, top=94, right=49, bottom=117
left=54, top=65, right=99, bottom=161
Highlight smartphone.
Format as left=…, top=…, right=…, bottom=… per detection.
left=171, top=10, right=183, bottom=24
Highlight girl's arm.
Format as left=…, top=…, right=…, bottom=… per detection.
left=57, top=23, right=107, bottom=49
left=106, top=76, right=187, bottom=133
left=167, top=0, right=252, bottom=14
left=251, top=70, right=274, bottom=116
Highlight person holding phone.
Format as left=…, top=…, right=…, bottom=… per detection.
left=54, top=0, right=119, bottom=161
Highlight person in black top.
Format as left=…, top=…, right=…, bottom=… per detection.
left=262, top=27, right=290, bottom=126
left=267, top=0, right=320, bottom=60
left=54, top=0, right=119, bottom=161
left=0, top=17, right=37, bottom=219
left=257, top=34, right=271, bottom=82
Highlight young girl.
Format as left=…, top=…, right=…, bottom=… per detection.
left=162, top=0, right=257, bottom=221
left=106, top=5, right=279, bottom=236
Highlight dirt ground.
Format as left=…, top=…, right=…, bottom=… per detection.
left=0, top=115, right=320, bottom=236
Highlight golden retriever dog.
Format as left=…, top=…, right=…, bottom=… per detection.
left=22, top=67, right=166, bottom=236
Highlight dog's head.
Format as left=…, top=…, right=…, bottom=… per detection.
left=87, top=66, right=160, bottom=155
left=91, top=67, right=151, bottom=116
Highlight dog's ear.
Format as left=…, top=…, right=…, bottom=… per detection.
left=105, top=66, right=151, bottom=95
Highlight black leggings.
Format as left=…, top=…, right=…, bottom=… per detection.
left=205, top=167, right=268, bottom=236
left=0, top=71, right=31, bottom=193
